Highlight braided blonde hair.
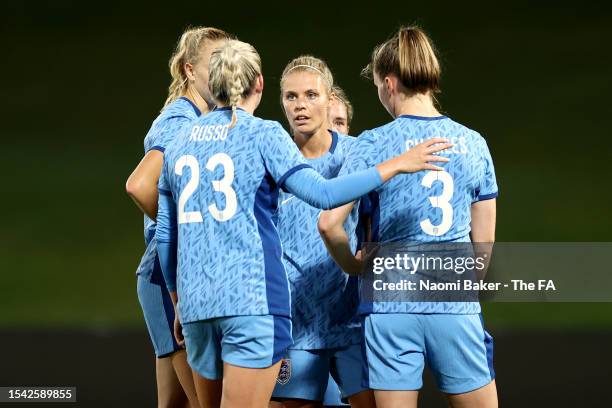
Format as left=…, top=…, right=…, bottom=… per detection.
left=163, top=26, right=230, bottom=109
left=208, top=40, right=262, bottom=127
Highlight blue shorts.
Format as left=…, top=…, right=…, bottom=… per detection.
left=272, top=345, right=365, bottom=402
left=136, top=269, right=181, bottom=358
left=362, top=313, right=495, bottom=394
left=323, top=375, right=349, bottom=407
left=183, top=315, right=292, bottom=380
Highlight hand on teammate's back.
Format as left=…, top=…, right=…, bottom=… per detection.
left=375, top=137, right=452, bottom=183
left=400, top=137, right=452, bottom=173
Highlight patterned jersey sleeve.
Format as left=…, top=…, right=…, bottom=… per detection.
left=258, top=122, right=312, bottom=188
left=155, top=160, right=178, bottom=291
left=157, top=160, right=172, bottom=200
left=338, top=130, right=378, bottom=177
left=474, top=136, right=498, bottom=202
left=147, top=115, right=192, bottom=153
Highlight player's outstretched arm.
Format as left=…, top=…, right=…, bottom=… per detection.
left=318, top=202, right=362, bottom=275
left=125, top=150, right=164, bottom=220
left=283, top=138, right=452, bottom=210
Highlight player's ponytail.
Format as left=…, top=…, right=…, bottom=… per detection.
left=362, top=25, right=440, bottom=95
left=208, top=40, right=262, bottom=128
left=163, top=26, right=230, bottom=109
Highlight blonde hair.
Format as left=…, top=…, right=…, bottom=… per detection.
left=331, top=85, right=354, bottom=126
left=362, top=26, right=440, bottom=95
left=163, top=26, right=231, bottom=108
left=208, top=40, right=262, bottom=127
left=280, top=55, right=335, bottom=97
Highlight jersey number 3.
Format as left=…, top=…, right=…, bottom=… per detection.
left=175, top=154, right=237, bottom=223
left=420, top=170, right=454, bottom=236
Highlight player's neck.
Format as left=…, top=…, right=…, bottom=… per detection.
left=393, top=92, right=440, bottom=118
left=214, top=94, right=260, bottom=115
left=294, top=127, right=332, bottom=159
left=183, top=89, right=212, bottom=115
left=237, top=94, right=260, bottom=115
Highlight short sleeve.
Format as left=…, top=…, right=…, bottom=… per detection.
left=474, top=137, right=498, bottom=202
left=338, top=130, right=378, bottom=177
left=146, top=116, right=192, bottom=153
left=258, top=122, right=311, bottom=188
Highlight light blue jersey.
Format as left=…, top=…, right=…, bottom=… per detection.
left=276, top=131, right=360, bottom=349
left=340, top=115, right=498, bottom=314
left=157, top=106, right=388, bottom=325
left=136, top=97, right=201, bottom=279
left=159, top=107, right=309, bottom=322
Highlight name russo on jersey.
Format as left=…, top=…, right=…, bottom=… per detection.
left=189, top=124, right=230, bottom=142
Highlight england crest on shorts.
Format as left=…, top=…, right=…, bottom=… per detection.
left=276, top=359, right=291, bottom=385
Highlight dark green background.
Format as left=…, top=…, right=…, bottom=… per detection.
left=2, top=1, right=611, bottom=329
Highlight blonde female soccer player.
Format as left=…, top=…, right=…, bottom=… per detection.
left=153, top=39, right=451, bottom=408
left=270, top=56, right=372, bottom=408
left=125, top=26, right=231, bottom=408
left=318, top=26, right=498, bottom=408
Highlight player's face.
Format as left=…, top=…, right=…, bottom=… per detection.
left=282, top=71, right=330, bottom=136
left=374, top=71, right=394, bottom=118
left=328, top=98, right=349, bottom=134
left=193, top=39, right=225, bottom=106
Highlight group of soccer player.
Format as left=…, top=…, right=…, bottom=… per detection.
left=126, top=24, right=498, bottom=408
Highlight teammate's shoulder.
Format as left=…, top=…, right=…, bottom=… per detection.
left=159, top=97, right=201, bottom=121
left=358, top=121, right=402, bottom=143
left=254, top=117, right=290, bottom=137
left=443, top=116, right=488, bottom=142
left=258, top=117, right=283, bottom=128
left=330, top=130, right=352, bottom=149
left=351, top=128, right=382, bottom=146
left=335, top=131, right=354, bottom=143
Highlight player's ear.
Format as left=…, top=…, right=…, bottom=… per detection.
left=254, top=74, right=264, bottom=94
left=184, top=62, right=196, bottom=82
left=384, top=75, right=395, bottom=95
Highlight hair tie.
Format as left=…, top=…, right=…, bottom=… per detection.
left=285, top=65, right=332, bottom=86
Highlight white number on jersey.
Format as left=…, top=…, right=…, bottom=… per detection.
left=175, top=154, right=238, bottom=224
left=175, top=155, right=204, bottom=224
left=206, top=153, right=237, bottom=222
left=420, top=170, right=454, bottom=236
